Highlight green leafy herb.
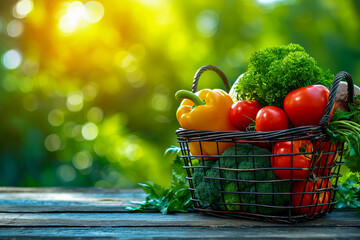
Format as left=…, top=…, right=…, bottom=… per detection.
left=125, top=146, right=193, bottom=214
left=336, top=172, right=360, bottom=209
left=235, top=43, right=333, bottom=107
left=327, top=95, right=360, bottom=172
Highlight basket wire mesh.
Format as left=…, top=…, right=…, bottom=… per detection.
left=176, top=65, right=353, bottom=223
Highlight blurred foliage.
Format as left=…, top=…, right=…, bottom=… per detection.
left=0, top=0, right=359, bottom=187
left=336, top=172, right=360, bottom=209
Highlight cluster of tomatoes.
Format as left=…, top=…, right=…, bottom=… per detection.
left=228, top=84, right=332, bottom=131
left=228, top=84, right=337, bottom=215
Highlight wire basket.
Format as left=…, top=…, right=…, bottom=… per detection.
left=176, top=65, right=354, bottom=223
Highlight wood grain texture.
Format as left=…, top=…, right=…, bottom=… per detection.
left=0, top=188, right=146, bottom=212
left=0, top=187, right=359, bottom=239
left=0, top=211, right=359, bottom=227
left=0, top=227, right=359, bottom=239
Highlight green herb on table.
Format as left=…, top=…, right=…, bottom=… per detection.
left=125, top=146, right=193, bottom=214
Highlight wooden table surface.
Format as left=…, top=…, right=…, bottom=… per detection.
left=0, top=187, right=359, bottom=239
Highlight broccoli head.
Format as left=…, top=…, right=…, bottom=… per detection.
left=192, top=144, right=291, bottom=213
left=240, top=181, right=291, bottom=215
left=235, top=43, right=333, bottom=107
left=192, top=160, right=221, bottom=205
left=220, top=144, right=275, bottom=185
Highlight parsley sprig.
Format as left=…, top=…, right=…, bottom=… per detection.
left=125, top=146, right=193, bottom=214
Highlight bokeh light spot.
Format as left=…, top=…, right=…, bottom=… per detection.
left=126, top=70, right=145, bottom=88
left=73, top=151, right=93, bottom=170
left=13, top=0, right=33, bottom=19
left=57, top=164, right=76, bottom=182
left=256, top=0, right=284, bottom=4
left=84, top=1, right=104, bottom=23
left=120, top=53, right=135, bottom=69
left=87, top=107, right=103, bottom=123
left=7, top=20, right=23, bottom=37
left=120, top=138, right=142, bottom=161
left=196, top=9, right=219, bottom=37
left=44, top=134, right=62, bottom=152
left=67, top=1, right=85, bottom=20
left=48, top=109, right=65, bottom=126
left=59, top=15, right=78, bottom=33
left=59, top=1, right=85, bottom=34
left=1, top=49, right=22, bottom=70
left=151, top=94, right=170, bottom=111
left=71, top=124, right=83, bottom=140
left=82, top=84, right=98, bottom=101
left=81, top=122, right=98, bottom=140
left=66, top=92, right=84, bottom=112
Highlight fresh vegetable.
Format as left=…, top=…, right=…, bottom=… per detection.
left=313, top=141, right=338, bottom=177
left=235, top=43, right=333, bottom=107
left=336, top=172, right=360, bottom=209
left=192, top=144, right=291, bottom=214
left=228, top=100, right=261, bottom=131
left=272, top=140, right=312, bottom=180
left=220, top=144, right=275, bottom=183
left=255, top=106, right=289, bottom=131
left=222, top=144, right=291, bottom=214
left=239, top=181, right=291, bottom=214
left=284, top=85, right=331, bottom=127
left=125, top=146, right=192, bottom=214
left=192, top=160, right=221, bottom=205
left=291, top=179, right=331, bottom=215
left=326, top=95, right=360, bottom=172
left=175, top=89, right=235, bottom=158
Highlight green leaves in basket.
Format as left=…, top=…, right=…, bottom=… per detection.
left=327, top=96, right=360, bottom=173
left=336, top=172, right=360, bottom=209
left=125, top=147, right=192, bottom=214
left=164, top=145, right=182, bottom=155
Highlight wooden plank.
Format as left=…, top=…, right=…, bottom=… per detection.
left=0, top=189, right=147, bottom=213
left=0, top=226, right=359, bottom=239
left=0, top=211, right=359, bottom=227
left=0, top=187, right=136, bottom=193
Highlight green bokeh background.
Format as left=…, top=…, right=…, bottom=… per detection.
left=0, top=0, right=359, bottom=187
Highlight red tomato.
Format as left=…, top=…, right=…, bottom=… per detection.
left=255, top=106, right=289, bottom=131
left=292, top=179, right=331, bottom=215
left=284, top=85, right=331, bottom=127
left=313, top=141, right=339, bottom=176
left=228, top=100, right=262, bottom=131
left=272, top=140, right=312, bottom=180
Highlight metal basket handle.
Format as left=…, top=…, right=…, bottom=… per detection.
left=319, top=71, right=354, bottom=126
left=191, top=65, right=231, bottom=93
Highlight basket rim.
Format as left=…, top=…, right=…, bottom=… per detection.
left=175, top=125, right=327, bottom=141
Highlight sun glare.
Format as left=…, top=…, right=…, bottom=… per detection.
left=13, top=0, right=33, bottom=19
left=59, top=1, right=104, bottom=34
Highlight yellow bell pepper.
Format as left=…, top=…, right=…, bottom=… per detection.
left=175, top=89, right=235, bottom=159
